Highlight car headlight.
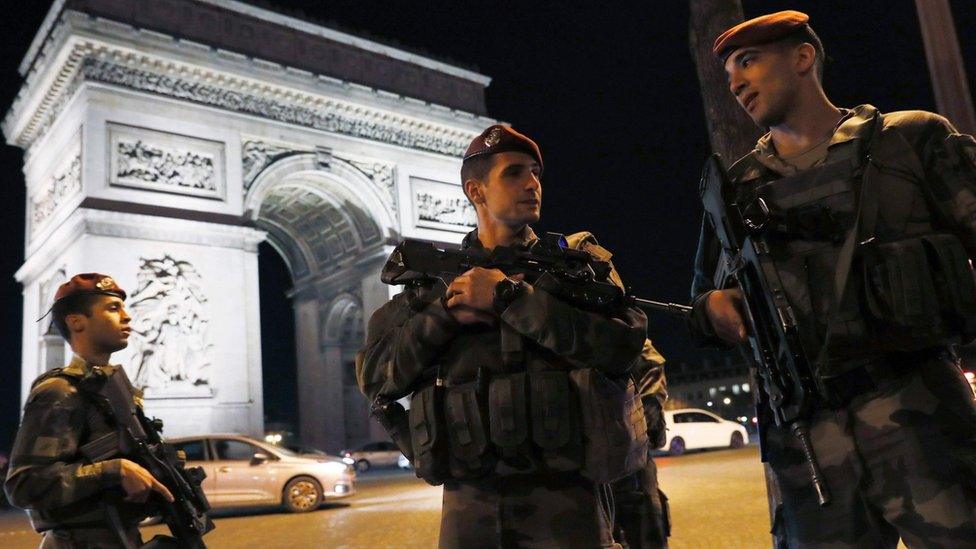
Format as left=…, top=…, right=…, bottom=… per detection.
left=342, top=457, right=355, bottom=466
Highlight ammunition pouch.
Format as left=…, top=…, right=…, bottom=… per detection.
left=527, top=371, right=583, bottom=471
left=487, top=372, right=529, bottom=458
left=444, top=381, right=494, bottom=479
left=408, top=385, right=450, bottom=485
left=859, top=233, right=976, bottom=350
left=569, top=368, right=648, bottom=483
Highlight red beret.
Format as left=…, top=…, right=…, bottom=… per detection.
left=463, top=125, right=543, bottom=173
left=54, top=273, right=127, bottom=303
left=713, top=10, right=810, bottom=61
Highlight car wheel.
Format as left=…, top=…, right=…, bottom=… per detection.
left=283, top=476, right=322, bottom=513
left=355, top=459, right=370, bottom=472
left=669, top=437, right=686, bottom=456
left=730, top=431, right=745, bottom=449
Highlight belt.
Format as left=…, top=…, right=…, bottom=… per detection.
left=821, top=346, right=946, bottom=406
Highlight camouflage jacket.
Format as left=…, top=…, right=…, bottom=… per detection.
left=357, top=227, right=649, bottom=403
left=5, top=355, right=142, bottom=530
left=690, top=105, right=976, bottom=349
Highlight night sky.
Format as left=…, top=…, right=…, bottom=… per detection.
left=0, top=1, right=973, bottom=450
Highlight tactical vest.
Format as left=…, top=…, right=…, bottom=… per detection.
left=407, top=233, right=647, bottom=485
left=731, top=112, right=976, bottom=379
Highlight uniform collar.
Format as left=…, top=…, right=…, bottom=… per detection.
left=750, top=104, right=879, bottom=176
left=461, top=226, right=539, bottom=251
left=64, top=354, right=115, bottom=378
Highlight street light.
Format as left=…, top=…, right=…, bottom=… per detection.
left=722, top=397, right=731, bottom=405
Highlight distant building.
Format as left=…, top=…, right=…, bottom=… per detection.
left=666, top=353, right=756, bottom=431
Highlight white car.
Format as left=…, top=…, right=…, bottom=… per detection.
left=663, top=408, right=749, bottom=456
left=168, top=434, right=356, bottom=513
left=342, top=441, right=402, bottom=472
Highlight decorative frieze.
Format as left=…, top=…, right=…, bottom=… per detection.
left=109, top=124, right=225, bottom=200
left=411, top=177, right=476, bottom=233
left=30, top=151, right=82, bottom=235
left=81, top=57, right=471, bottom=157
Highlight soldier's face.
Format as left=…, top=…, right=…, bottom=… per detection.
left=471, top=151, right=542, bottom=229
left=70, top=295, right=132, bottom=353
left=725, top=44, right=799, bottom=128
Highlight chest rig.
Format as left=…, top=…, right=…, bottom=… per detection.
left=730, top=113, right=976, bottom=379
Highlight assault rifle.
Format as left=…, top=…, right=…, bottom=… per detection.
left=700, top=154, right=830, bottom=506
left=380, top=233, right=691, bottom=317
left=80, top=367, right=214, bottom=549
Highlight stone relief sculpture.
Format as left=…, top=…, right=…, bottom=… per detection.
left=126, top=255, right=214, bottom=395
left=412, top=177, right=477, bottom=232
left=115, top=139, right=217, bottom=193
left=30, top=155, right=81, bottom=233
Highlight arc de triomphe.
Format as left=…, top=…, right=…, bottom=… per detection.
left=6, top=0, right=493, bottom=452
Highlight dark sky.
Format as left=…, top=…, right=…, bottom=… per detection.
left=0, top=1, right=973, bottom=448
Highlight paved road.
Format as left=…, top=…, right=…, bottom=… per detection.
left=0, top=447, right=773, bottom=548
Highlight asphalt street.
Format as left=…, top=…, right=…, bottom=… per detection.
left=0, top=447, right=774, bottom=548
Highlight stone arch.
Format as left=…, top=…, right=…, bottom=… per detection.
left=246, top=152, right=394, bottom=452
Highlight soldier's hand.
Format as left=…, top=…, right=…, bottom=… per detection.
left=445, top=267, right=509, bottom=313
left=118, top=459, right=175, bottom=503
left=705, top=288, right=748, bottom=344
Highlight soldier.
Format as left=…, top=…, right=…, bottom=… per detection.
left=6, top=273, right=174, bottom=548
left=612, top=341, right=671, bottom=549
left=690, top=10, right=976, bottom=547
left=358, top=125, right=652, bottom=548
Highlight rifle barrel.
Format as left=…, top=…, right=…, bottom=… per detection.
left=633, top=298, right=692, bottom=317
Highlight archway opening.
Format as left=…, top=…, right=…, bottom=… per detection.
left=251, top=171, right=391, bottom=453
left=258, top=241, right=298, bottom=437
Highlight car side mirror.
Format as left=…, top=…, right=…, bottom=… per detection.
left=251, top=452, right=270, bottom=466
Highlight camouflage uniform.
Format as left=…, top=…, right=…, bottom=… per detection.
left=6, top=355, right=148, bottom=548
left=612, top=341, right=670, bottom=549
left=358, top=227, right=649, bottom=548
left=691, top=105, right=976, bottom=547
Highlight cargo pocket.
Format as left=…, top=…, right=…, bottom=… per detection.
left=570, top=368, right=648, bottom=483
left=529, top=371, right=581, bottom=471
left=444, top=381, right=492, bottom=479
left=488, top=372, right=528, bottom=458
left=409, top=385, right=448, bottom=485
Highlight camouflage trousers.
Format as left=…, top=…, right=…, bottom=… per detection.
left=767, top=354, right=976, bottom=548
left=439, top=470, right=617, bottom=548
left=612, top=458, right=670, bottom=548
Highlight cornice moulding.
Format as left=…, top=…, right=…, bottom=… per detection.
left=5, top=12, right=493, bottom=151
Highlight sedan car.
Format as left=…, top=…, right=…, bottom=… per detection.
left=342, top=440, right=402, bottom=472
left=663, top=408, right=749, bottom=456
left=168, top=434, right=355, bottom=513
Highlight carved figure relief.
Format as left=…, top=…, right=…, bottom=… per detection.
left=333, top=153, right=398, bottom=222
left=126, top=256, right=214, bottom=396
left=30, top=155, right=81, bottom=234
left=242, top=140, right=303, bottom=191
left=411, top=177, right=476, bottom=232
left=109, top=123, right=225, bottom=200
